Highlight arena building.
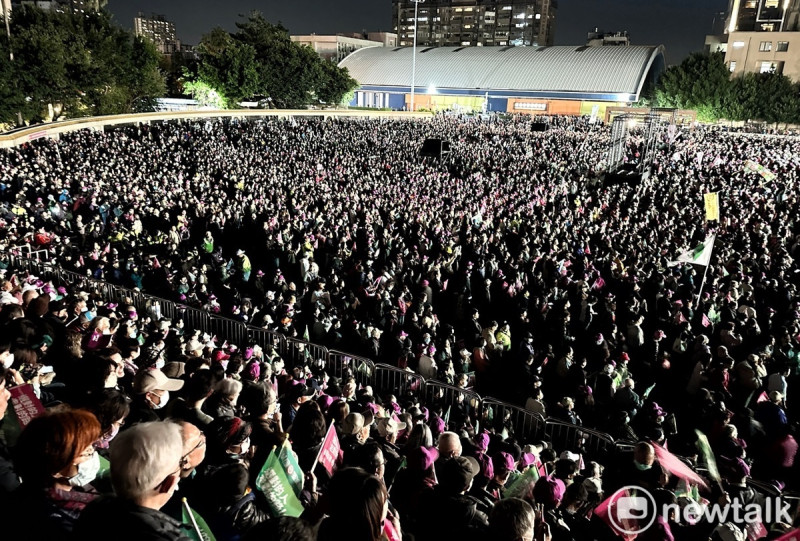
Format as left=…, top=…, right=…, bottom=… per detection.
left=340, top=45, right=666, bottom=118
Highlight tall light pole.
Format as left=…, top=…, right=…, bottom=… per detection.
left=1, top=0, right=12, bottom=61
left=410, top=0, right=424, bottom=112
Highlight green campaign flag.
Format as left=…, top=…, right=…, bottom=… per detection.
left=255, top=448, right=305, bottom=517
left=503, top=466, right=540, bottom=500
left=695, top=430, right=720, bottom=482
left=182, top=498, right=216, bottom=541
left=97, top=455, right=110, bottom=479
left=278, top=439, right=304, bottom=497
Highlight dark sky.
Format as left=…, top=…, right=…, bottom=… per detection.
left=108, top=0, right=728, bottom=65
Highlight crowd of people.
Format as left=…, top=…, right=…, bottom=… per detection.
left=0, top=112, right=798, bottom=540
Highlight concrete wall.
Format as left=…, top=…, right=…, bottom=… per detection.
left=0, top=109, right=434, bottom=149
left=725, top=31, right=800, bottom=82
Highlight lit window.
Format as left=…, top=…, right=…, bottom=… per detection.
left=777, top=41, right=789, bottom=52
left=536, top=13, right=541, bottom=19
left=732, top=41, right=745, bottom=48
left=760, top=61, right=775, bottom=73
left=759, top=41, right=772, bottom=52
left=729, top=61, right=737, bottom=72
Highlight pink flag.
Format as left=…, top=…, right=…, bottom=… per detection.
left=701, top=314, right=711, bottom=328
left=756, top=391, right=769, bottom=404
left=10, top=384, right=45, bottom=429
left=773, top=528, right=800, bottom=541
left=312, top=422, right=341, bottom=476
left=652, top=442, right=709, bottom=490
left=594, top=487, right=640, bottom=541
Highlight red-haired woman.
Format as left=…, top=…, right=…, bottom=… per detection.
left=9, top=409, right=103, bottom=538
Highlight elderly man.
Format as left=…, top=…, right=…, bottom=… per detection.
left=162, top=421, right=208, bottom=522
left=75, top=421, right=192, bottom=540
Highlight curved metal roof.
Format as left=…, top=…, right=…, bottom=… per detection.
left=340, top=45, right=665, bottom=100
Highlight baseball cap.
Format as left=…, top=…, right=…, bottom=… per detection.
left=492, top=451, right=515, bottom=474
left=134, top=368, right=184, bottom=394
left=377, top=416, right=407, bottom=438
left=407, top=446, right=439, bottom=472
left=213, top=350, right=230, bottom=362
left=475, top=432, right=490, bottom=451
left=342, top=413, right=365, bottom=436
left=437, top=456, right=481, bottom=493
left=288, top=384, right=316, bottom=401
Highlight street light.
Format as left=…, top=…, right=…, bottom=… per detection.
left=410, top=0, right=424, bottom=112
left=1, top=0, right=12, bottom=61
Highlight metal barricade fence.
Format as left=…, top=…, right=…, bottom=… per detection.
left=373, top=364, right=425, bottom=399
left=4, top=254, right=629, bottom=457
left=544, top=420, right=616, bottom=460
left=327, top=350, right=375, bottom=389
left=209, top=314, right=248, bottom=346
left=423, top=379, right=482, bottom=428
left=283, top=338, right=328, bottom=369
left=481, top=398, right=545, bottom=442
left=247, top=327, right=285, bottom=353
left=180, top=306, right=211, bottom=335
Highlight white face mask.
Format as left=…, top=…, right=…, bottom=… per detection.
left=69, top=451, right=100, bottom=487
left=151, top=390, right=169, bottom=409
left=239, top=439, right=251, bottom=455
left=1, top=353, right=13, bottom=369
left=155, top=359, right=165, bottom=370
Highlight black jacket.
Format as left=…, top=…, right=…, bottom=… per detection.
left=415, top=487, right=489, bottom=541
left=74, top=495, right=194, bottom=541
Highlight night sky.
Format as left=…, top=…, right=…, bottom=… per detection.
left=108, top=0, right=729, bottom=65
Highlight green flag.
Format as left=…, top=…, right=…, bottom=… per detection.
left=278, top=439, right=304, bottom=497
left=303, top=325, right=310, bottom=342
left=695, top=430, right=720, bottom=482
left=503, top=466, right=540, bottom=500
left=97, top=455, right=110, bottom=479
left=255, top=448, right=305, bottom=517
left=182, top=498, right=216, bottom=541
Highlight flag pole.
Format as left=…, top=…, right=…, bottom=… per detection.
left=182, top=497, right=203, bottom=540
left=695, top=235, right=716, bottom=303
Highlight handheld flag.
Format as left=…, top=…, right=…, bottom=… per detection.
left=694, top=430, right=720, bottom=483
left=9, top=384, right=45, bottom=429
left=182, top=498, right=216, bottom=541
left=503, top=465, right=540, bottom=500
left=255, top=447, right=305, bottom=517
left=652, top=442, right=709, bottom=490
left=278, top=439, right=304, bottom=496
left=595, top=487, right=641, bottom=541
left=704, top=193, right=719, bottom=221
left=670, top=235, right=715, bottom=267
left=311, top=421, right=341, bottom=476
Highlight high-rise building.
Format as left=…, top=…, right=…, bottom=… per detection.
left=10, top=0, right=107, bottom=13
left=391, top=0, right=556, bottom=48
left=134, top=12, right=179, bottom=54
left=725, top=0, right=800, bottom=33
left=291, top=34, right=395, bottom=64
left=706, top=0, right=800, bottom=81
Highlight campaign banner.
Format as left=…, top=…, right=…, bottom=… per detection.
left=312, top=421, right=341, bottom=476
left=9, top=384, right=45, bottom=429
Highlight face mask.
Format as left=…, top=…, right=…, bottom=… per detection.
left=70, top=451, right=100, bottom=487
left=1, top=354, right=13, bottom=369
left=151, top=390, right=169, bottom=409
left=239, top=439, right=251, bottom=455
left=155, top=359, right=165, bottom=370
left=634, top=460, right=652, bottom=471
left=96, top=425, right=119, bottom=449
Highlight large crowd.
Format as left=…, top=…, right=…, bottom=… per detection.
left=0, top=112, right=797, bottom=541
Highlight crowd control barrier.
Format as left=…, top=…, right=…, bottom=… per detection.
left=6, top=255, right=626, bottom=457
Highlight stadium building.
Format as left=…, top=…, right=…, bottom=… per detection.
left=339, top=45, right=666, bottom=118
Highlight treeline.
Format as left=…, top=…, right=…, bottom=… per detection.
left=649, top=51, right=800, bottom=124
left=0, top=8, right=358, bottom=126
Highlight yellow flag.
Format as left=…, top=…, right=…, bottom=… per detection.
left=704, top=193, right=719, bottom=221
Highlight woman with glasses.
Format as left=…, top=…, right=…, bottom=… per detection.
left=8, top=409, right=103, bottom=538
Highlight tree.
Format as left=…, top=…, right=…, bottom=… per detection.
left=653, top=52, right=732, bottom=122
left=0, top=5, right=165, bottom=125
left=186, top=12, right=358, bottom=109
